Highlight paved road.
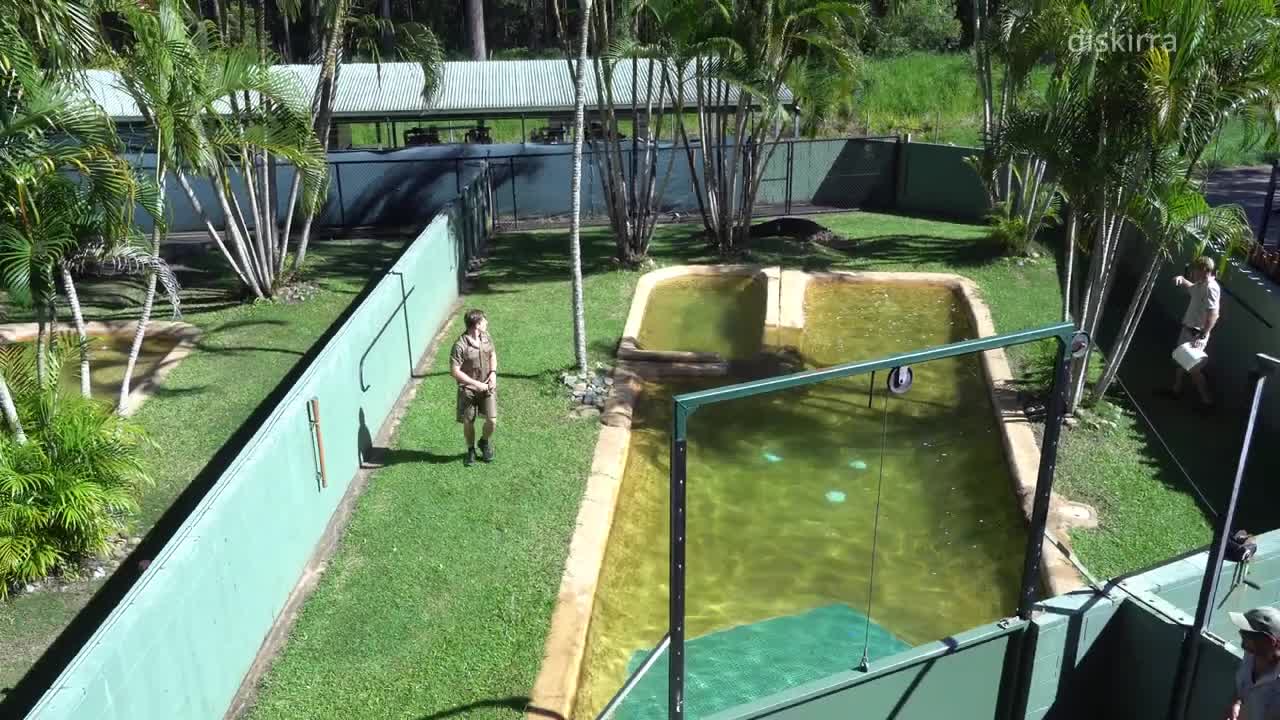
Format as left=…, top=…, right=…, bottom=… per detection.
left=1204, top=164, right=1280, bottom=248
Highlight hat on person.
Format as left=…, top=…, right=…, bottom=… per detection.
left=1230, top=607, right=1280, bottom=639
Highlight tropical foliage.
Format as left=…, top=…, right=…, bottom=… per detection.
left=973, top=0, right=1273, bottom=410
left=0, top=338, right=151, bottom=597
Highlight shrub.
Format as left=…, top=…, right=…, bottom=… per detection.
left=0, top=338, right=150, bottom=596
left=986, top=202, right=1030, bottom=256
left=866, top=0, right=962, bottom=56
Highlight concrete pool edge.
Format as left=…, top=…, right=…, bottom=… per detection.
left=529, top=266, right=1095, bottom=719
left=0, top=320, right=201, bottom=416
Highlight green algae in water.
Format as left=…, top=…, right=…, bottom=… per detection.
left=636, top=275, right=766, bottom=360
left=574, top=281, right=1027, bottom=718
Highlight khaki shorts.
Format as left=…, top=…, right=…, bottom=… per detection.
left=457, top=386, right=497, bottom=423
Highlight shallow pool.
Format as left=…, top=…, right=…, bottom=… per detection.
left=574, top=279, right=1026, bottom=718
left=19, top=334, right=182, bottom=403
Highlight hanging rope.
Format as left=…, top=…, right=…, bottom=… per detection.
left=859, top=385, right=892, bottom=672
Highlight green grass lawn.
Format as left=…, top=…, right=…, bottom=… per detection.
left=244, top=212, right=1116, bottom=720
left=0, top=238, right=405, bottom=697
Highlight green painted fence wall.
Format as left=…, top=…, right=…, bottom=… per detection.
left=896, top=143, right=989, bottom=222
left=26, top=172, right=492, bottom=720
left=710, top=621, right=1026, bottom=720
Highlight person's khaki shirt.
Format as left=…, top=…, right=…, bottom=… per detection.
left=451, top=332, right=494, bottom=386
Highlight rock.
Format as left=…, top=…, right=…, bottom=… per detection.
left=1030, top=251, right=1041, bottom=259
left=573, top=382, right=587, bottom=394
left=604, top=377, right=614, bottom=386
left=23, top=584, right=35, bottom=593
left=584, top=392, right=597, bottom=406
left=1016, top=259, right=1026, bottom=267
left=92, top=567, right=107, bottom=579
left=127, top=537, right=141, bottom=547
left=1064, top=416, right=1079, bottom=428
left=570, top=406, right=601, bottom=420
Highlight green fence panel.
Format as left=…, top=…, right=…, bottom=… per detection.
left=27, top=174, right=490, bottom=720
left=710, top=622, right=1024, bottom=720
left=1123, top=530, right=1280, bottom=643
left=897, top=143, right=988, bottom=221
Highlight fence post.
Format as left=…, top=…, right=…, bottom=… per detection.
left=894, top=134, right=910, bottom=212
left=335, top=162, right=346, bottom=228
left=785, top=140, right=794, bottom=215
left=455, top=158, right=462, bottom=196
left=1258, top=160, right=1277, bottom=246
left=509, top=156, right=519, bottom=229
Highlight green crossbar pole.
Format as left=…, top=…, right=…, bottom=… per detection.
left=672, top=321, right=1075, bottom=430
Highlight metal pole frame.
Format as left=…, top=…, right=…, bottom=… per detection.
left=1259, top=161, right=1278, bottom=247
left=1168, top=353, right=1280, bottom=720
left=668, top=320, right=1080, bottom=720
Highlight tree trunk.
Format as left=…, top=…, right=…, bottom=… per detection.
left=35, top=308, right=47, bottom=387
left=119, top=171, right=167, bottom=415
left=567, top=0, right=590, bottom=372
left=467, top=0, right=487, bottom=61
left=0, top=373, right=25, bottom=444
left=289, top=10, right=345, bottom=274
left=61, top=266, right=92, bottom=399
left=380, top=0, right=393, bottom=53
left=1091, top=250, right=1162, bottom=403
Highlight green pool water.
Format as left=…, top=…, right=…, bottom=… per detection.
left=18, top=334, right=182, bottom=403
left=636, top=275, right=766, bottom=360
left=574, top=279, right=1027, bottom=718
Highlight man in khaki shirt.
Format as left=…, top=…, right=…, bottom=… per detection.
left=450, top=309, right=498, bottom=466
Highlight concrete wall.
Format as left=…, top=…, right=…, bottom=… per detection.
left=26, top=174, right=491, bottom=720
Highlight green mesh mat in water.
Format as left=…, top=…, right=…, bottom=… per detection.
left=615, top=604, right=910, bottom=719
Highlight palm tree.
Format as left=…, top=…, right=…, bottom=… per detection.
left=664, top=0, right=865, bottom=253
left=284, top=7, right=445, bottom=273
left=114, top=0, right=326, bottom=303
left=1, top=0, right=161, bottom=413
left=568, top=0, right=591, bottom=373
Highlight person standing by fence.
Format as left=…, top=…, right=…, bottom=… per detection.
left=450, top=309, right=499, bottom=466
left=1164, top=255, right=1221, bottom=411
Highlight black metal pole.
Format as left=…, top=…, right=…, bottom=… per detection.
left=335, top=162, right=346, bottom=228
left=1016, top=335, right=1071, bottom=620
left=670, top=424, right=688, bottom=720
left=1258, top=161, right=1277, bottom=246
left=509, top=156, right=519, bottom=229
left=455, top=158, right=462, bottom=196
left=785, top=140, right=794, bottom=215
left=1168, top=354, right=1278, bottom=720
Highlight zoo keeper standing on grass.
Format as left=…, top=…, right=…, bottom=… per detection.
left=451, top=309, right=498, bottom=467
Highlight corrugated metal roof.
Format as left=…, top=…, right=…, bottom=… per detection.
left=83, top=59, right=793, bottom=121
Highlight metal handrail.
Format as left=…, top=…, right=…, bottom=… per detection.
left=595, top=634, right=671, bottom=720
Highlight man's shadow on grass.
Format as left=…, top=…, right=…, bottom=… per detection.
left=357, top=408, right=464, bottom=468
left=416, top=696, right=564, bottom=720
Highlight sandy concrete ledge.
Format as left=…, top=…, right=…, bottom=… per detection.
left=809, top=271, right=1095, bottom=596
left=0, top=319, right=201, bottom=416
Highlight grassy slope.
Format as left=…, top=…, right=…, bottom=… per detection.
left=247, top=212, right=1079, bottom=720
left=0, top=239, right=403, bottom=696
